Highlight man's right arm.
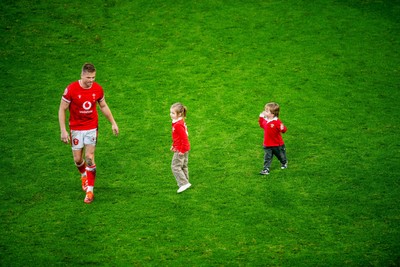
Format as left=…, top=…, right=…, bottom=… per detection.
left=59, top=99, right=70, bottom=144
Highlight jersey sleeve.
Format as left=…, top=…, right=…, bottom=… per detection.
left=96, top=84, right=105, bottom=102
left=61, top=86, right=72, bottom=103
left=280, top=122, right=287, bottom=133
left=275, top=119, right=287, bottom=133
left=259, top=117, right=267, bottom=129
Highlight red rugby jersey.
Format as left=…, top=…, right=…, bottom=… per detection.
left=62, top=81, right=104, bottom=130
left=259, top=117, right=287, bottom=147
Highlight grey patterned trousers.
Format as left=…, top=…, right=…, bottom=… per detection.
left=171, top=152, right=190, bottom=187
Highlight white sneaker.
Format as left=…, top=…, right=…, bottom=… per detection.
left=281, top=162, right=288, bottom=169
left=177, top=183, right=192, bottom=193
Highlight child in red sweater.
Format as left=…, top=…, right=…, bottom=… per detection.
left=170, top=103, right=191, bottom=193
left=259, top=102, right=288, bottom=175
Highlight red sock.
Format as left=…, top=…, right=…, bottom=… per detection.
left=86, top=165, right=96, bottom=187
left=76, top=161, right=86, bottom=175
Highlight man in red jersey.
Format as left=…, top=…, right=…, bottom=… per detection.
left=58, top=63, right=119, bottom=204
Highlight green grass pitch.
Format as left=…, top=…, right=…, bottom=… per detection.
left=1, top=0, right=399, bottom=266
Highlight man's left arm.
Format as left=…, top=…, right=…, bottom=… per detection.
left=99, top=99, right=119, bottom=136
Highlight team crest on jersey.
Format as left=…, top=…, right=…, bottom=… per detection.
left=270, top=124, right=275, bottom=128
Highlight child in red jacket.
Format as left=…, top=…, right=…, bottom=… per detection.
left=259, top=102, right=288, bottom=175
left=170, top=103, right=191, bottom=193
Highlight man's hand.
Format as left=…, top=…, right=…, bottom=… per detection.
left=112, top=124, right=119, bottom=136
left=61, top=130, right=70, bottom=144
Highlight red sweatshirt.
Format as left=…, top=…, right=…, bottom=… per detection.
left=172, top=119, right=190, bottom=153
left=259, top=116, right=287, bottom=147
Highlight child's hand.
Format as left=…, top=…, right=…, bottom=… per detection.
left=171, top=146, right=180, bottom=153
left=260, top=111, right=267, bottom=118
left=280, top=123, right=285, bottom=130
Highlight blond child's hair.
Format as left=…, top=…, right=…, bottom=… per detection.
left=171, top=102, right=187, bottom=118
left=265, top=102, right=280, bottom=117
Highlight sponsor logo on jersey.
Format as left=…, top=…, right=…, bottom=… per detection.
left=83, top=101, right=92, bottom=110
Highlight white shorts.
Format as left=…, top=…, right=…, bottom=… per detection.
left=70, top=129, right=98, bottom=150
